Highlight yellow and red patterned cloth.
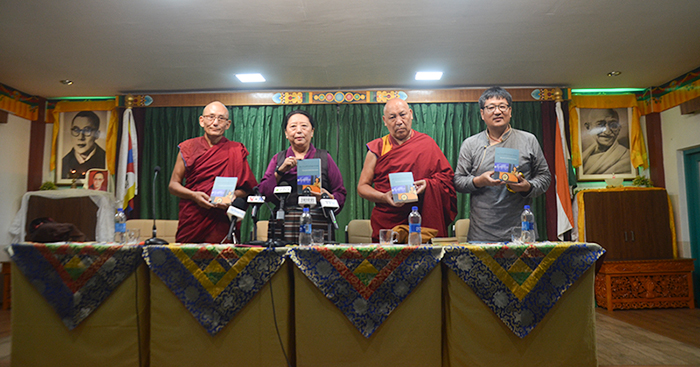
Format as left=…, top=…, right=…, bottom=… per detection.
left=10, top=241, right=603, bottom=338
left=442, top=242, right=604, bottom=337
left=9, top=242, right=143, bottom=329
left=142, top=244, right=286, bottom=335
left=289, top=245, right=443, bottom=337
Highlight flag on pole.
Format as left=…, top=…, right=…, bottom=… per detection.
left=555, top=102, right=574, bottom=239
left=117, top=108, right=138, bottom=213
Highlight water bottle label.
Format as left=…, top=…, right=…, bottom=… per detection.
left=299, top=223, right=312, bottom=234
left=115, top=223, right=126, bottom=233
left=409, top=224, right=421, bottom=233
left=521, top=222, right=534, bottom=231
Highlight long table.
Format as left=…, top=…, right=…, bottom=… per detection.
left=10, top=242, right=603, bottom=367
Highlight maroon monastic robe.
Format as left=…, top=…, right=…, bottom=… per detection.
left=176, top=136, right=257, bottom=243
left=367, top=131, right=457, bottom=241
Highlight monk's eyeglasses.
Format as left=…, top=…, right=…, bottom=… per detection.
left=202, top=115, right=229, bottom=124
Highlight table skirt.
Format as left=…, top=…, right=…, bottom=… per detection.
left=12, top=263, right=150, bottom=367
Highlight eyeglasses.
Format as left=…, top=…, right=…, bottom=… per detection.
left=483, top=104, right=510, bottom=114
left=594, top=121, right=621, bottom=130
left=202, top=115, right=229, bottom=123
left=71, top=126, right=97, bottom=137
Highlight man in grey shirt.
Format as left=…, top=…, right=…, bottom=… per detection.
left=454, top=87, right=551, bottom=242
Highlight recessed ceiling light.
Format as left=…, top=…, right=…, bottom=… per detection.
left=60, top=79, right=73, bottom=85
left=235, top=73, right=266, bottom=83
left=415, top=71, right=443, bottom=81
left=607, top=71, right=622, bottom=77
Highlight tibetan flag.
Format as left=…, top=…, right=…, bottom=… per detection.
left=555, top=102, right=574, bottom=239
left=116, top=108, right=138, bottom=213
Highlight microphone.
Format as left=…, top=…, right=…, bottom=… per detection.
left=298, top=186, right=317, bottom=208
left=320, top=193, right=339, bottom=230
left=247, top=186, right=265, bottom=222
left=145, top=166, right=168, bottom=245
left=268, top=181, right=292, bottom=247
left=226, top=197, right=248, bottom=244
left=274, top=181, right=293, bottom=204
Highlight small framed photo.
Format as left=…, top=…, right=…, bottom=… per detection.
left=576, top=107, right=635, bottom=181
left=85, top=169, right=109, bottom=191
left=56, top=110, right=110, bottom=185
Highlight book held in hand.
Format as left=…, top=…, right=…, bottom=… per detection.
left=210, top=177, right=238, bottom=205
left=389, top=172, right=418, bottom=203
left=297, top=158, right=322, bottom=194
left=493, top=147, right=520, bottom=183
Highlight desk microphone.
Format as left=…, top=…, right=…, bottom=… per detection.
left=269, top=182, right=292, bottom=247
left=226, top=197, right=248, bottom=244
left=145, top=166, right=168, bottom=245
left=247, top=186, right=266, bottom=222
left=320, top=193, right=339, bottom=230
left=298, top=187, right=317, bottom=208
left=247, top=187, right=266, bottom=244
left=273, top=181, right=293, bottom=206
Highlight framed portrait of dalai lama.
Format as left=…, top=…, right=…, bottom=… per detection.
left=56, top=110, right=110, bottom=185
left=577, top=107, right=635, bottom=181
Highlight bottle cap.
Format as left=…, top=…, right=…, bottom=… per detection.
left=303, top=207, right=309, bottom=213
left=524, top=205, right=530, bottom=210
left=412, top=206, right=418, bottom=211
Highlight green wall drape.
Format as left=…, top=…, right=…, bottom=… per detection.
left=141, top=102, right=547, bottom=242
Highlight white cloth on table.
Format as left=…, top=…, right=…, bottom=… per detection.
left=9, top=189, right=114, bottom=243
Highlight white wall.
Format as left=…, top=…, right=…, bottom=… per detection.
left=0, top=114, right=31, bottom=250
left=660, top=106, right=700, bottom=258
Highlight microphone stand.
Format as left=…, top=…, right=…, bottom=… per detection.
left=265, top=203, right=287, bottom=248
left=145, top=166, right=168, bottom=245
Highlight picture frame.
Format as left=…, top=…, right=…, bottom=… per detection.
left=85, top=169, right=109, bottom=192
left=576, top=107, right=635, bottom=181
left=56, top=110, right=110, bottom=185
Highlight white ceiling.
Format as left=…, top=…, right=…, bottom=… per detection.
left=1, top=0, right=699, bottom=99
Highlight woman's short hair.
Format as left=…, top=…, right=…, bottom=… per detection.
left=283, top=110, right=315, bottom=130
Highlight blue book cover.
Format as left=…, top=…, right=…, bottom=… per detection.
left=389, top=172, right=418, bottom=203
left=210, top=177, right=238, bottom=205
left=493, top=147, right=520, bottom=183
left=297, top=158, right=322, bottom=194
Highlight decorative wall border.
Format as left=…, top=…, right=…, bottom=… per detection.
left=272, top=90, right=408, bottom=104
left=118, top=88, right=567, bottom=108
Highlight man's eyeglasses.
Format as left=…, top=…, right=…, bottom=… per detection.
left=202, top=115, right=229, bottom=123
left=483, top=104, right=510, bottom=114
left=594, top=121, right=621, bottom=130
left=71, top=126, right=97, bottom=137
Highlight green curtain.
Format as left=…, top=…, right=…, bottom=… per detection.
left=141, top=101, right=547, bottom=242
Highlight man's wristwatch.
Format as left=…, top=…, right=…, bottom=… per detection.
left=275, top=168, right=285, bottom=176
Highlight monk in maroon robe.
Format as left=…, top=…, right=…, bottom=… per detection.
left=169, top=101, right=257, bottom=243
left=358, top=98, right=457, bottom=242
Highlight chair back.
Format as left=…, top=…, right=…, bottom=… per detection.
left=345, top=219, right=372, bottom=244
left=453, top=218, right=470, bottom=243
left=252, top=220, right=269, bottom=241
left=126, top=219, right=178, bottom=243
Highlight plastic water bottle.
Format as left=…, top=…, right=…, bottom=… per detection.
left=521, top=205, right=536, bottom=243
left=299, top=207, right=312, bottom=245
left=408, top=206, right=422, bottom=246
left=114, top=208, right=127, bottom=243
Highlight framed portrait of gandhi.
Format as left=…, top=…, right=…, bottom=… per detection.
left=56, top=110, right=110, bottom=185
left=576, top=107, right=635, bottom=181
